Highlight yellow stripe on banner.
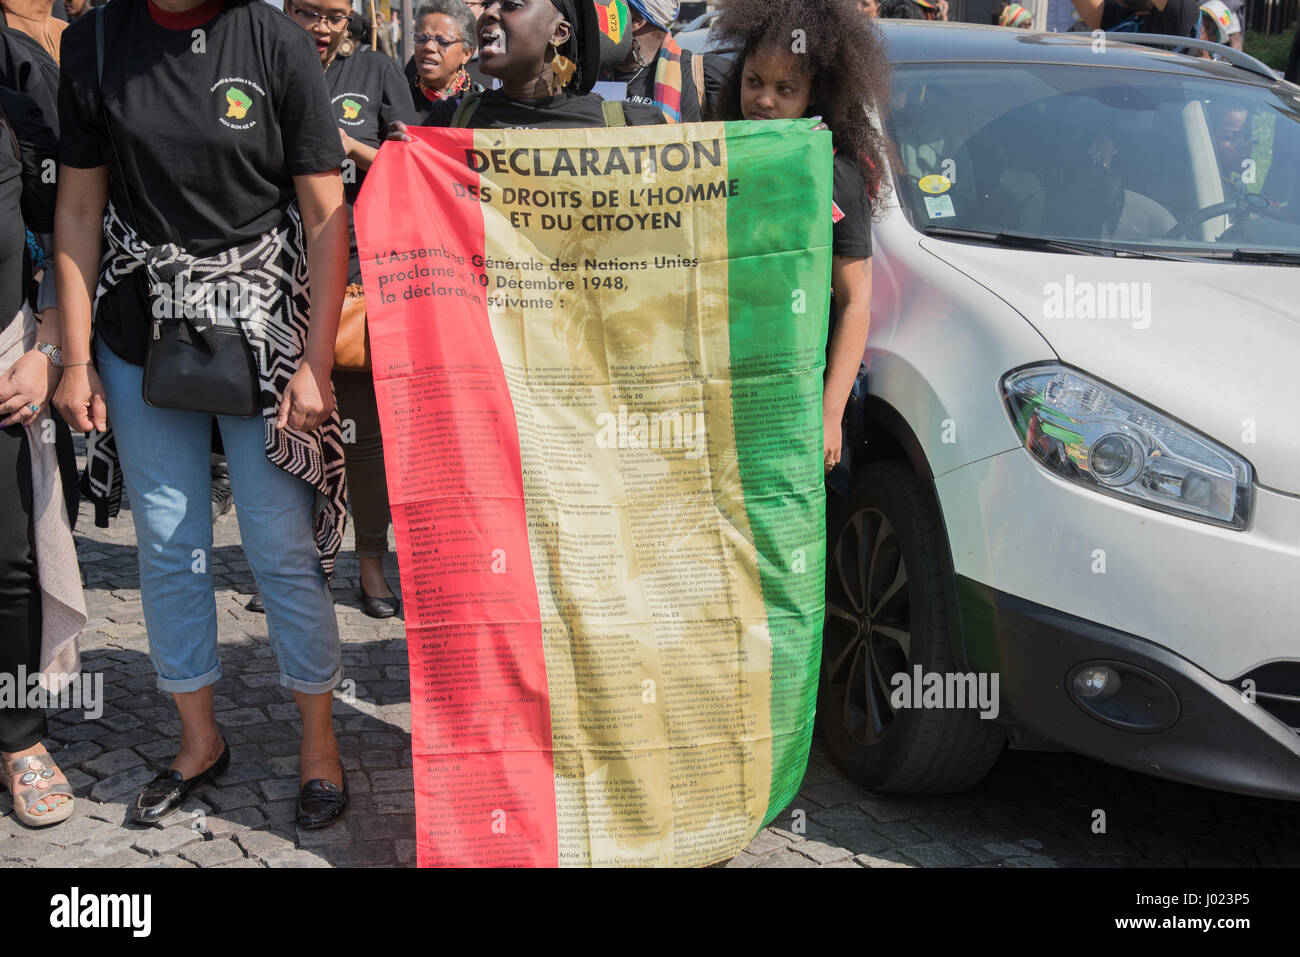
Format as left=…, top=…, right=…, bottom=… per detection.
left=477, top=123, right=773, bottom=866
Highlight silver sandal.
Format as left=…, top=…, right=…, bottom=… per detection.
left=3, top=753, right=75, bottom=827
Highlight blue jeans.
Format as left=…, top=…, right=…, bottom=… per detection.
left=97, top=340, right=342, bottom=694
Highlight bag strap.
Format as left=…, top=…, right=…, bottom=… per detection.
left=450, top=89, right=484, bottom=128
left=690, top=51, right=705, bottom=115
left=602, top=99, right=626, bottom=128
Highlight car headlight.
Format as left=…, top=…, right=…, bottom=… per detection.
left=1001, top=365, right=1253, bottom=529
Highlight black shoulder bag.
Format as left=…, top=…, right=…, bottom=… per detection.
left=95, top=4, right=261, bottom=417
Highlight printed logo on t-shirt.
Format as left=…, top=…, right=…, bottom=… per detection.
left=332, top=91, right=370, bottom=127
left=210, top=76, right=267, bottom=131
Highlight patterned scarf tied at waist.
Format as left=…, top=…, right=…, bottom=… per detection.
left=82, top=200, right=349, bottom=577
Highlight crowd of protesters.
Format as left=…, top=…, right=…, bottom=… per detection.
left=0, top=0, right=879, bottom=835
left=0, top=0, right=1296, bottom=841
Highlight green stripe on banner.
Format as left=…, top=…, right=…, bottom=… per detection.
left=724, top=119, right=834, bottom=825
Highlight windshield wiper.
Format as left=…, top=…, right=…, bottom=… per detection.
left=1172, top=248, right=1300, bottom=265
left=921, top=227, right=1185, bottom=259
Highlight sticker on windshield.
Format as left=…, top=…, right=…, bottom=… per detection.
left=924, top=194, right=955, bottom=218
left=919, top=174, right=951, bottom=194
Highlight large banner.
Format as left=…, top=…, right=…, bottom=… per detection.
left=356, top=120, right=831, bottom=867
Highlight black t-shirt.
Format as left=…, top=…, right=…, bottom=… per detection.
left=1, top=89, right=29, bottom=327
left=606, top=48, right=729, bottom=123
left=418, top=88, right=666, bottom=129
left=829, top=153, right=872, bottom=345
left=411, top=86, right=479, bottom=127
left=324, top=48, right=414, bottom=283
left=1100, top=0, right=1198, bottom=35
left=833, top=154, right=872, bottom=261
left=0, top=86, right=57, bottom=331
left=58, top=0, right=344, bottom=364
left=0, top=19, right=60, bottom=135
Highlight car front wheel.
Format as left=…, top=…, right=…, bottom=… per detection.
left=819, top=461, right=1004, bottom=793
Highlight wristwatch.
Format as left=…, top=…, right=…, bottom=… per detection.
left=34, top=341, right=63, bottom=367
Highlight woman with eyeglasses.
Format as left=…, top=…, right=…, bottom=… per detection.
left=407, top=0, right=480, bottom=119
left=287, top=0, right=415, bottom=620
left=390, top=0, right=663, bottom=134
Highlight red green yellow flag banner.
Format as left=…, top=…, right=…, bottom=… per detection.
left=356, top=120, right=832, bottom=866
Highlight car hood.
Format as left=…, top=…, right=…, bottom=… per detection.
left=920, top=239, right=1300, bottom=494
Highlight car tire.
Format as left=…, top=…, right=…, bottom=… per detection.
left=818, top=461, right=1004, bottom=793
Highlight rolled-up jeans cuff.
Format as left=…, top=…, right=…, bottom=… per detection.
left=280, top=665, right=343, bottom=695
left=156, top=663, right=223, bottom=695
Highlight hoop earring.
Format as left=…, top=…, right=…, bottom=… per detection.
left=448, top=66, right=471, bottom=97
left=550, top=42, right=577, bottom=92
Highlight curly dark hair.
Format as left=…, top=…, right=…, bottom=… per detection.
left=714, top=0, right=893, bottom=211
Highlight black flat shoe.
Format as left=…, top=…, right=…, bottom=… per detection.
left=133, top=739, right=230, bottom=826
left=245, top=593, right=264, bottom=614
left=297, top=768, right=348, bottom=830
left=359, top=588, right=399, bottom=619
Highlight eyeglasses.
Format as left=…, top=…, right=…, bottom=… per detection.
left=288, top=3, right=350, bottom=28
left=412, top=32, right=465, bottom=48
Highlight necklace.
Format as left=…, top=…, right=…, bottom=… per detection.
left=417, top=70, right=470, bottom=102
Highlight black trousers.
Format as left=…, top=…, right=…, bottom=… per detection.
left=334, top=369, right=392, bottom=558
left=0, top=422, right=46, bottom=752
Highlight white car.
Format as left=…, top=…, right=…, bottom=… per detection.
left=820, top=22, right=1300, bottom=799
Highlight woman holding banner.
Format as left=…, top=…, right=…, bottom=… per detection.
left=715, top=0, right=891, bottom=480
left=288, top=0, right=415, bottom=619
left=389, top=0, right=664, bottom=133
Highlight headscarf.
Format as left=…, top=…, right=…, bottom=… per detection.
left=627, top=0, right=678, bottom=31
left=997, top=2, right=1033, bottom=27
left=550, top=0, right=601, bottom=92
left=1197, top=0, right=1240, bottom=42
left=595, top=0, right=633, bottom=70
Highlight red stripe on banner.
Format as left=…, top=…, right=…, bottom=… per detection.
left=356, top=130, right=559, bottom=867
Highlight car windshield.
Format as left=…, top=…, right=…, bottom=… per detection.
left=885, top=62, right=1300, bottom=256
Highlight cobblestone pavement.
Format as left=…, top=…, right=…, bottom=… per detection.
left=5, top=489, right=1300, bottom=868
